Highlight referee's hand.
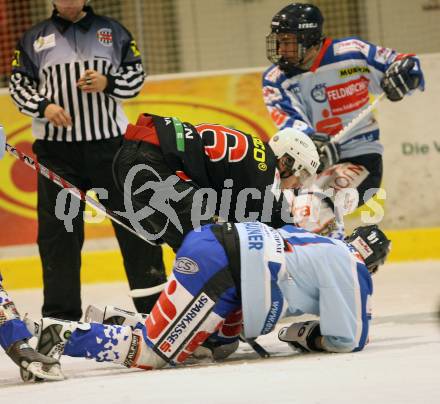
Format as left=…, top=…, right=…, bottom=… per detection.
left=44, top=104, right=72, bottom=128
left=77, top=69, right=108, bottom=93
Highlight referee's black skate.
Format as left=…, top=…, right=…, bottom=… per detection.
left=6, top=339, right=64, bottom=381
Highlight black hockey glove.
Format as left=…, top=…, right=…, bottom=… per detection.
left=278, top=320, right=324, bottom=352
left=380, top=58, right=420, bottom=102
left=319, top=141, right=340, bottom=173
left=310, top=133, right=329, bottom=149
left=310, top=133, right=340, bottom=173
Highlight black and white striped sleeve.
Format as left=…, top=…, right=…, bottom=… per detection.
left=104, top=61, right=146, bottom=100
left=8, top=44, right=49, bottom=118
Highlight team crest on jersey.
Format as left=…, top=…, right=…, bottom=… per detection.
left=97, top=28, right=113, bottom=46
left=311, top=83, right=327, bottom=102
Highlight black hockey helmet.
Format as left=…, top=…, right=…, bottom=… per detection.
left=266, top=3, right=324, bottom=73
left=345, top=225, right=391, bottom=274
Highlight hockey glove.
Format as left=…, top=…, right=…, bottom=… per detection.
left=318, top=141, right=340, bottom=173
left=309, top=133, right=330, bottom=149
left=6, top=339, right=64, bottom=381
left=310, top=133, right=340, bottom=173
left=381, top=58, right=420, bottom=102
left=278, top=320, right=323, bottom=352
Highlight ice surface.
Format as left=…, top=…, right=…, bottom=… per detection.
left=1, top=261, right=439, bottom=404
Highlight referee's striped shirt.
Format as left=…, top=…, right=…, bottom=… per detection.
left=9, top=7, right=146, bottom=142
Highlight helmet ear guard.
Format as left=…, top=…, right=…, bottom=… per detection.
left=345, top=225, right=391, bottom=273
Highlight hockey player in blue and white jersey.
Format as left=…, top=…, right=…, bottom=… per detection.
left=263, top=3, right=425, bottom=235
left=12, top=220, right=390, bottom=375
left=0, top=275, right=63, bottom=380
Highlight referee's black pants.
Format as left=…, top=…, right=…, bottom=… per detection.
left=33, top=137, right=166, bottom=321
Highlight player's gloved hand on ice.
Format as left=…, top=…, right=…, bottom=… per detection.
left=278, top=320, right=324, bottom=352
left=381, top=58, right=421, bottom=102
left=6, top=339, right=64, bottom=381
left=310, top=133, right=340, bottom=173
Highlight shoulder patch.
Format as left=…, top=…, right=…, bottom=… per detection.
left=374, top=46, right=394, bottom=64
left=265, top=66, right=282, bottom=83
left=333, top=39, right=370, bottom=58
left=263, top=85, right=283, bottom=103
left=33, top=34, right=56, bottom=52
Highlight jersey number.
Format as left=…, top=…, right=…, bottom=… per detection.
left=196, top=124, right=248, bottom=163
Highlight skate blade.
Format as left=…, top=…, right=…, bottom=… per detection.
left=84, top=304, right=104, bottom=323
left=21, top=362, right=65, bottom=382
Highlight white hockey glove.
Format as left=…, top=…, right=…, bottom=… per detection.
left=278, top=320, right=323, bottom=352
left=381, top=58, right=420, bottom=102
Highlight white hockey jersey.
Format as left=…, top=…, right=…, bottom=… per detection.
left=263, top=37, right=424, bottom=159
left=236, top=222, right=373, bottom=352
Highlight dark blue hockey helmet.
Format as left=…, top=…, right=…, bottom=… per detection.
left=346, top=225, right=391, bottom=274
left=266, top=3, right=324, bottom=73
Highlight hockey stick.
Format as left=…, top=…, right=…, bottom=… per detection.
left=0, top=126, right=156, bottom=246
left=129, top=284, right=167, bottom=298
left=331, top=93, right=386, bottom=145
left=239, top=336, right=270, bottom=358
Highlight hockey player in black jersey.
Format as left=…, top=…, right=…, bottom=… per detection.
left=113, top=112, right=321, bottom=250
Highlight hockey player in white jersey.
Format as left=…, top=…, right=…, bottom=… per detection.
left=263, top=3, right=425, bottom=236
left=15, top=221, right=390, bottom=375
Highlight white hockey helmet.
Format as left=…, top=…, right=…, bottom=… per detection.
left=269, top=128, right=320, bottom=180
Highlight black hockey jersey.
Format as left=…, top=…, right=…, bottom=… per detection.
left=131, top=113, right=287, bottom=226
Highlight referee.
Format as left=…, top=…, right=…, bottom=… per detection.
left=8, top=0, right=165, bottom=320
